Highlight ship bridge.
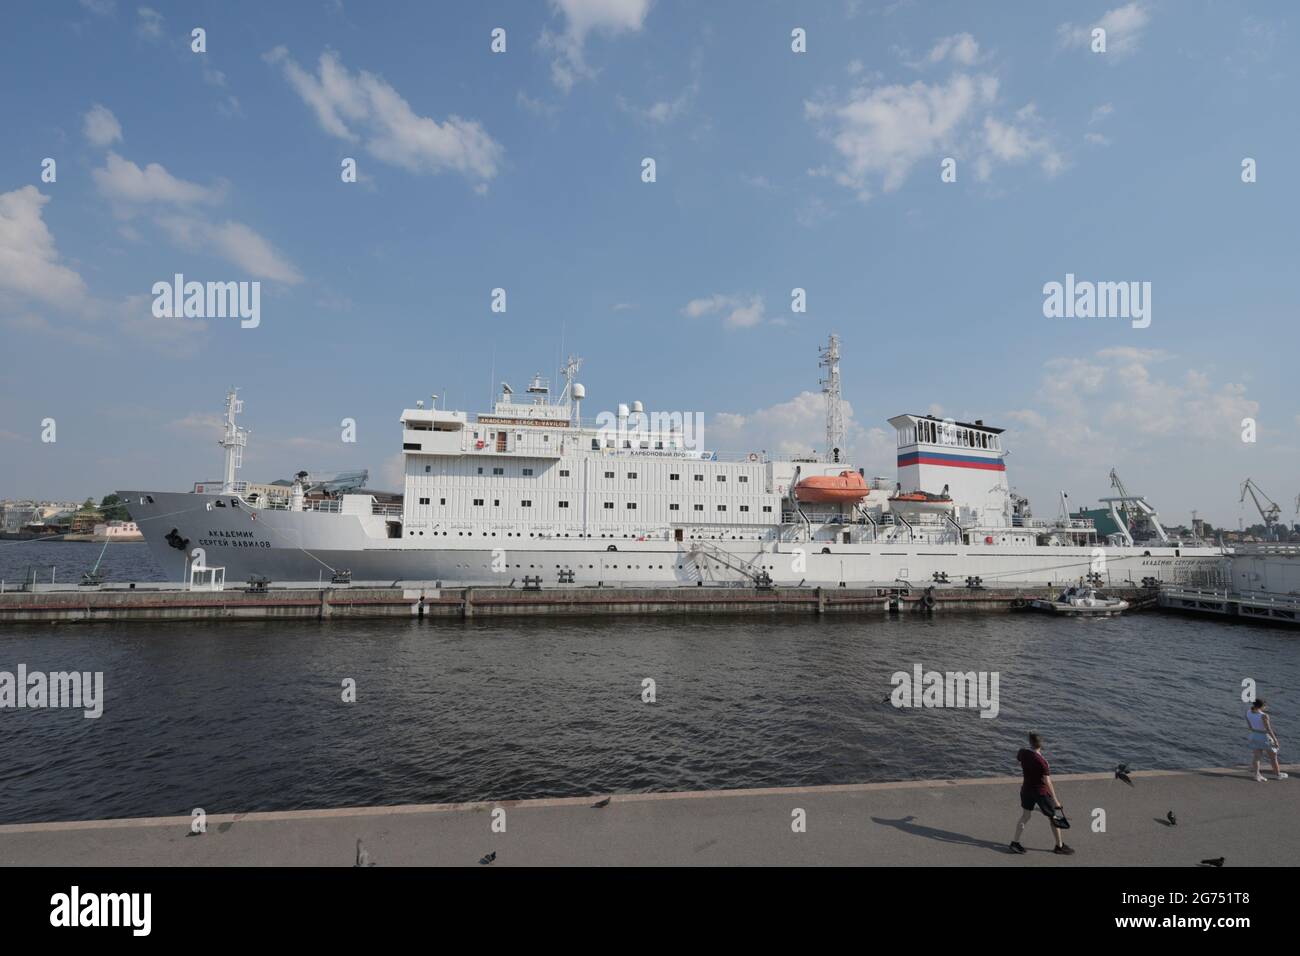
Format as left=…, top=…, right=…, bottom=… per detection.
left=888, top=413, right=1010, bottom=527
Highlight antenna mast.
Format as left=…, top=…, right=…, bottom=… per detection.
left=819, top=334, right=844, bottom=461
left=219, top=388, right=248, bottom=493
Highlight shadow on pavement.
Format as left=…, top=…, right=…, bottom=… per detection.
left=871, top=814, right=1007, bottom=853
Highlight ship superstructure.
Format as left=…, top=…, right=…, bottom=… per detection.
left=121, top=339, right=1224, bottom=588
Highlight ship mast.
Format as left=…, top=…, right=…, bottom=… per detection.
left=219, top=388, right=248, bottom=493
left=819, top=334, right=844, bottom=462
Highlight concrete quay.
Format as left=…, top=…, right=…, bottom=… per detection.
left=1, top=765, right=1292, bottom=866
left=0, top=583, right=1156, bottom=624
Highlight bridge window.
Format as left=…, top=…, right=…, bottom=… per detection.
left=521, top=500, right=532, bottom=507
left=693, top=504, right=704, bottom=511
left=670, top=473, right=680, bottom=480
left=669, top=503, right=680, bottom=511
left=603, top=502, right=614, bottom=510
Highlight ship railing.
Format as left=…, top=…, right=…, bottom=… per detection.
left=372, top=503, right=403, bottom=517
left=1164, top=584, right=1300, bottom=611
left=260, top=498, right=344, bottom=513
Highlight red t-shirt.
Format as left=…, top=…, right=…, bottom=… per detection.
left=1018, top=748, right=1050, bottom=795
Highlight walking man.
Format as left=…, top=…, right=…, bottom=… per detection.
left=1010, top=732, right=1073, bottom=855
left=1247, top=699, right=1287, bottom=782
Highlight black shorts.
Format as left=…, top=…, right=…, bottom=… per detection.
left=1020, top=792, right=1056, bottom=816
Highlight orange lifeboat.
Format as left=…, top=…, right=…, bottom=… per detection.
left=794, top=470, right=870, bottom=504
left=887, top=489, right=953, bottom=515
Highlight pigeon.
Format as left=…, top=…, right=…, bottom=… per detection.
left=479, top=851, right=496, bottom=865
left=354, top=838, right=375, bottom=867
left=592, top=797, right=611, bottom=808
left=1200, top=857, right=1225, bottom=867
left=1166, top=811, right=1177, bottom=826
left=1115, top=764, right=1133, bottom=786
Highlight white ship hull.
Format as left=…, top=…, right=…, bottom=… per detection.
left=121, top=490, right=1223, bottom=589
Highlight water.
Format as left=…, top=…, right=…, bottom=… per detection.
left=1, top=569, right=1296, bottom=824
left=0, top=540, right=164, bottom=588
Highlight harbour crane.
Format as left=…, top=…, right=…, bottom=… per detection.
left=1240, top=478, right=1282, bottom=538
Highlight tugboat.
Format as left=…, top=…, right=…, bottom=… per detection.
left=1029, top=585, right=1130, bottom=617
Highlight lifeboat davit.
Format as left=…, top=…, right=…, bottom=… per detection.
left=794, top=470, right=870, bottom=504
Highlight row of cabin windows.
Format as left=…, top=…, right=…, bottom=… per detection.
left=420, top=463, right=747, bottom=483
left=589, top=438, right=688, bottom=451
left=416, top=502, right=764, bottom=515
left=417, top=499, right=770, bottom=513
left=903, top=420, right=1001, bottom=451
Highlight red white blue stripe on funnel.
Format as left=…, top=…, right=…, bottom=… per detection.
left=897, top=451, right=1006, bottom=472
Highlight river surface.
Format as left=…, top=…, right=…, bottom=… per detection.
left=0, top=541, right=1295, bottom=824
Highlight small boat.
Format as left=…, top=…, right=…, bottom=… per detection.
left=888, top=487, right=954, bottom=515
left=794, top=470, right=870, bottom=504
left=1029, top=586, right=1129, bottom=617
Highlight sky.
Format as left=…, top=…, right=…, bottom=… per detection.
left=0, top=0, right=1296, bottom=529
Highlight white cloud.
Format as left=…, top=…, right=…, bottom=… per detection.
left=1011, top=347, right=1257, bottom=459
left=207, top=222, right=303, bottom=283
left=1090, top=103, right=1114, bottom=124
left=541, top=0, right=652, bottom=91
left=681, top=293, right=767, bottom=329
left=807, top=56, right=1063, bottom=198
left=83, top=104, right=123, bottom=147
left=980, top=115, right=1063, bottom=178
left=1001, top=346, right=1274, bottom=524
left=136, top=6, right=163, bottom=40
left=914, top=33, right=980, bottom=67
left=79, top=0, right=115, bottom=15
left=168, top=412, right=225, bottom=434
left=265, top=47, right=502, bottom=184
left=92, top=152, right=223, bottom=206
left=154, top=215, right=303, bottom=284
left=1058, top=3, right=1150, bottom=58
left=618, top=84, right=694, bottom=125
left=0, top=187, right=89, bottom=311
left=709, top=390, right=894, bottom=466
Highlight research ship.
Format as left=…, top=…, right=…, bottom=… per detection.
left=120, top=338, right=1224, bottom=588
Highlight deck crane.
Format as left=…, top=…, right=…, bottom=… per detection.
left=1240, top=478, right=1282, bottom=538
left=1098, top=468, right=1168, bottom=546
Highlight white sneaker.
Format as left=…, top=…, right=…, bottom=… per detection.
left=1276, top=772, right=1289, bottom=780
left=1255, top=774, right=1267, bottom=782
